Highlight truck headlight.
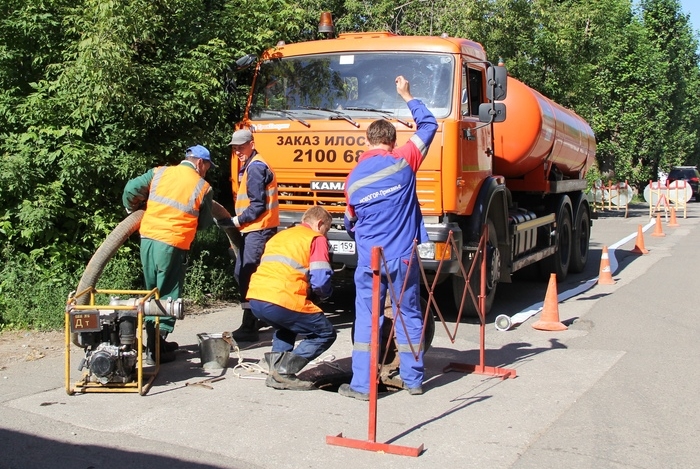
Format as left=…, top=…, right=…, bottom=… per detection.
left=418, top=242, right=435, bottom=260
left=417, top=242, right=452, bottom=260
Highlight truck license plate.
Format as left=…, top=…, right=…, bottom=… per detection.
left=329, top=240, right=356, bottom=254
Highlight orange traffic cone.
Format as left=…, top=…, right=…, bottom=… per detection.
left=668, top=207, right=680, bottom=227
left=631, top=225, right=649, bottom=255
left=651, top=213, right=665, bottom=237
left=598, top=245, right=615, bottom=285
left=532, top=273, right=567, bottom=331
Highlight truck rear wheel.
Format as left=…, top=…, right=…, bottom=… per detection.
left=570, top=199, right=590, bottom=273
left=452, top=219, right=500, bottom=317
left=539, top=198, right=572, bottom=281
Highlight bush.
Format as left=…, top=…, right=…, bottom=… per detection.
left=185, top=226, right=240, bottom=307
left=0, top=254, right=76, bottom=331
left=0, top=225, right=237, bottom=331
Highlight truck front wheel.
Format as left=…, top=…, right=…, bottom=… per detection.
left=452, top=219, right=500, bottom=318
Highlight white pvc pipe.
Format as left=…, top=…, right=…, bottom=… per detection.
left=495, top=218, right=656, bottom=331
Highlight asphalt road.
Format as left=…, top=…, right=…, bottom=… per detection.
left=1, top=202, right=698, bottom=469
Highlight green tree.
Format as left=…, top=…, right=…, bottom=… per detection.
left=0, top=0, right=307, bottom=329
left=640, top=0, right=700, bottom=174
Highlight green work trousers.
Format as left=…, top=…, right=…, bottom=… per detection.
left=140, top=238, right=187, bottom=334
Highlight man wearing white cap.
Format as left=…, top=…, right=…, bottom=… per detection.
left=227, top=129, right=279, bottom=342
left=123, top=144, right=216, bottom=364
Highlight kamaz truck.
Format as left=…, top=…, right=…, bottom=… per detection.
left=233, top=25, right=596, bottom=316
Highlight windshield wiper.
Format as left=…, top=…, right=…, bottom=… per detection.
left=259, top=109, right=310, bottom=128
left=344, top=107, right=413, bottom=128
left=301, top=106, right=360, bottom=128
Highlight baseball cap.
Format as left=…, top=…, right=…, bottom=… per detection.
left=186, top=145, right=217, bottom=168
left=228, top=129, right=254, bottom=146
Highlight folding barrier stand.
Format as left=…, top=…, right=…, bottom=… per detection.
left=328, top=224, right=517, bottom=455
left=441, top=224, right=517, bottom=379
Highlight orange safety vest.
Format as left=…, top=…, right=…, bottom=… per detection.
left=140, top=164, right=210, bottom=250
left=246, top=225, right=322, bottom=313
left=234, top=154, right=279, bottom=233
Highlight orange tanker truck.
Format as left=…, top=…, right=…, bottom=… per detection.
left=233, top=26, right=595, bottom=316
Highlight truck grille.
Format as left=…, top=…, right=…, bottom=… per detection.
left=278, top=182, right=346, bottom=214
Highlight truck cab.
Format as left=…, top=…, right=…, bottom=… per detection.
left=236, top=31, right=595, bottom=315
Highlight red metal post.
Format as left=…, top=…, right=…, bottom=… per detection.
left=478, top=224, right=486, bottom=373
left=368, top=246, right=380, bottom=441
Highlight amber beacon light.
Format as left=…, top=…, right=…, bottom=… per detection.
left=318, top=11, right=335, bottom=34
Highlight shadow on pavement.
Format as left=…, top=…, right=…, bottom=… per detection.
left=0, top=428, right=231, bottom=469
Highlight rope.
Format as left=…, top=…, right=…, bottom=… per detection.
left=229, top=351, right=343, bottom=379
left=229, top=342, right=267, bottom=380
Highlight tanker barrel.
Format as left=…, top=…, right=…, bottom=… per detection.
left=493, top=76, right=595, bottom=179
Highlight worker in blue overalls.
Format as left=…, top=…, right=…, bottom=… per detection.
left=340, top=75, right=438, bottom=400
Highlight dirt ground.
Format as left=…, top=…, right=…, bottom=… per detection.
left=0, top=329, right=65, bottom=371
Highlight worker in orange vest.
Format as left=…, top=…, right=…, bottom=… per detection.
left=246, top=206, right=336, bottom=390
left=227, top=129, right=279, bottom=342
left=123, top=145, right=216, bottom=364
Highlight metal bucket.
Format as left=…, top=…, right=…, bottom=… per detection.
left=197, top=333, right=232, bottom=370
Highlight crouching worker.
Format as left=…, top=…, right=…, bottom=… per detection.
left=246, top=206, right=336, bottom=390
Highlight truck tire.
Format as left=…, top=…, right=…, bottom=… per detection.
left=570, top=198, right=590, bottom=273
left=540, top=197, right=572, bottom=281
left=452, top=219, right=500, bottom=317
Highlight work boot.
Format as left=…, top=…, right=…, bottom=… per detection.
left=407, top=386, right=423, bottom=395
left=231, top=309, right=261, bottom=342
left=338, top=383, right=369, bottom=401
left=145, top=323, right=176, bottom=365
left=159, top=331, right=179, bottom=352
left=264, top=352, right=315, bottom=391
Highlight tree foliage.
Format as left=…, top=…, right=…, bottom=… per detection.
left=1, top=0, right=699, bottom=329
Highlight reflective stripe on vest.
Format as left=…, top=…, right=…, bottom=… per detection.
left=235, top=154, right=279, bottom=233
left=346, top=158, right=409, bottom=200
left=140, top=165, right=209, bottom=250
left=246, top=225, right=322, bottom=313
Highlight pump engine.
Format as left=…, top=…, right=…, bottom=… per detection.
left=70, top=296, right=184, bottom=385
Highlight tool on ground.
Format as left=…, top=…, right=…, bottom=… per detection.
left=185, top=376, right=226, bottom=390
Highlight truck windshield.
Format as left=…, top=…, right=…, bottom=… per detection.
left=250, top=52, right=454, bottom=120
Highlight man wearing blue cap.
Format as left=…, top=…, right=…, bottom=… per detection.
left=123, top=145, right=216, bottom=364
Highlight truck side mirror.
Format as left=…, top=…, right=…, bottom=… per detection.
left=486, top=65, right=508, bottom=101
left=479, top=102, right=506, bottom=123
left=235, top=54, right=258, bottom=71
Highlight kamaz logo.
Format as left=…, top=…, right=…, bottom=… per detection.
left=311, top=181, right=345, bottom=191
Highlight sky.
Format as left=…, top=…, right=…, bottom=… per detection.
left=678, top=0, right=700, bottom=35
